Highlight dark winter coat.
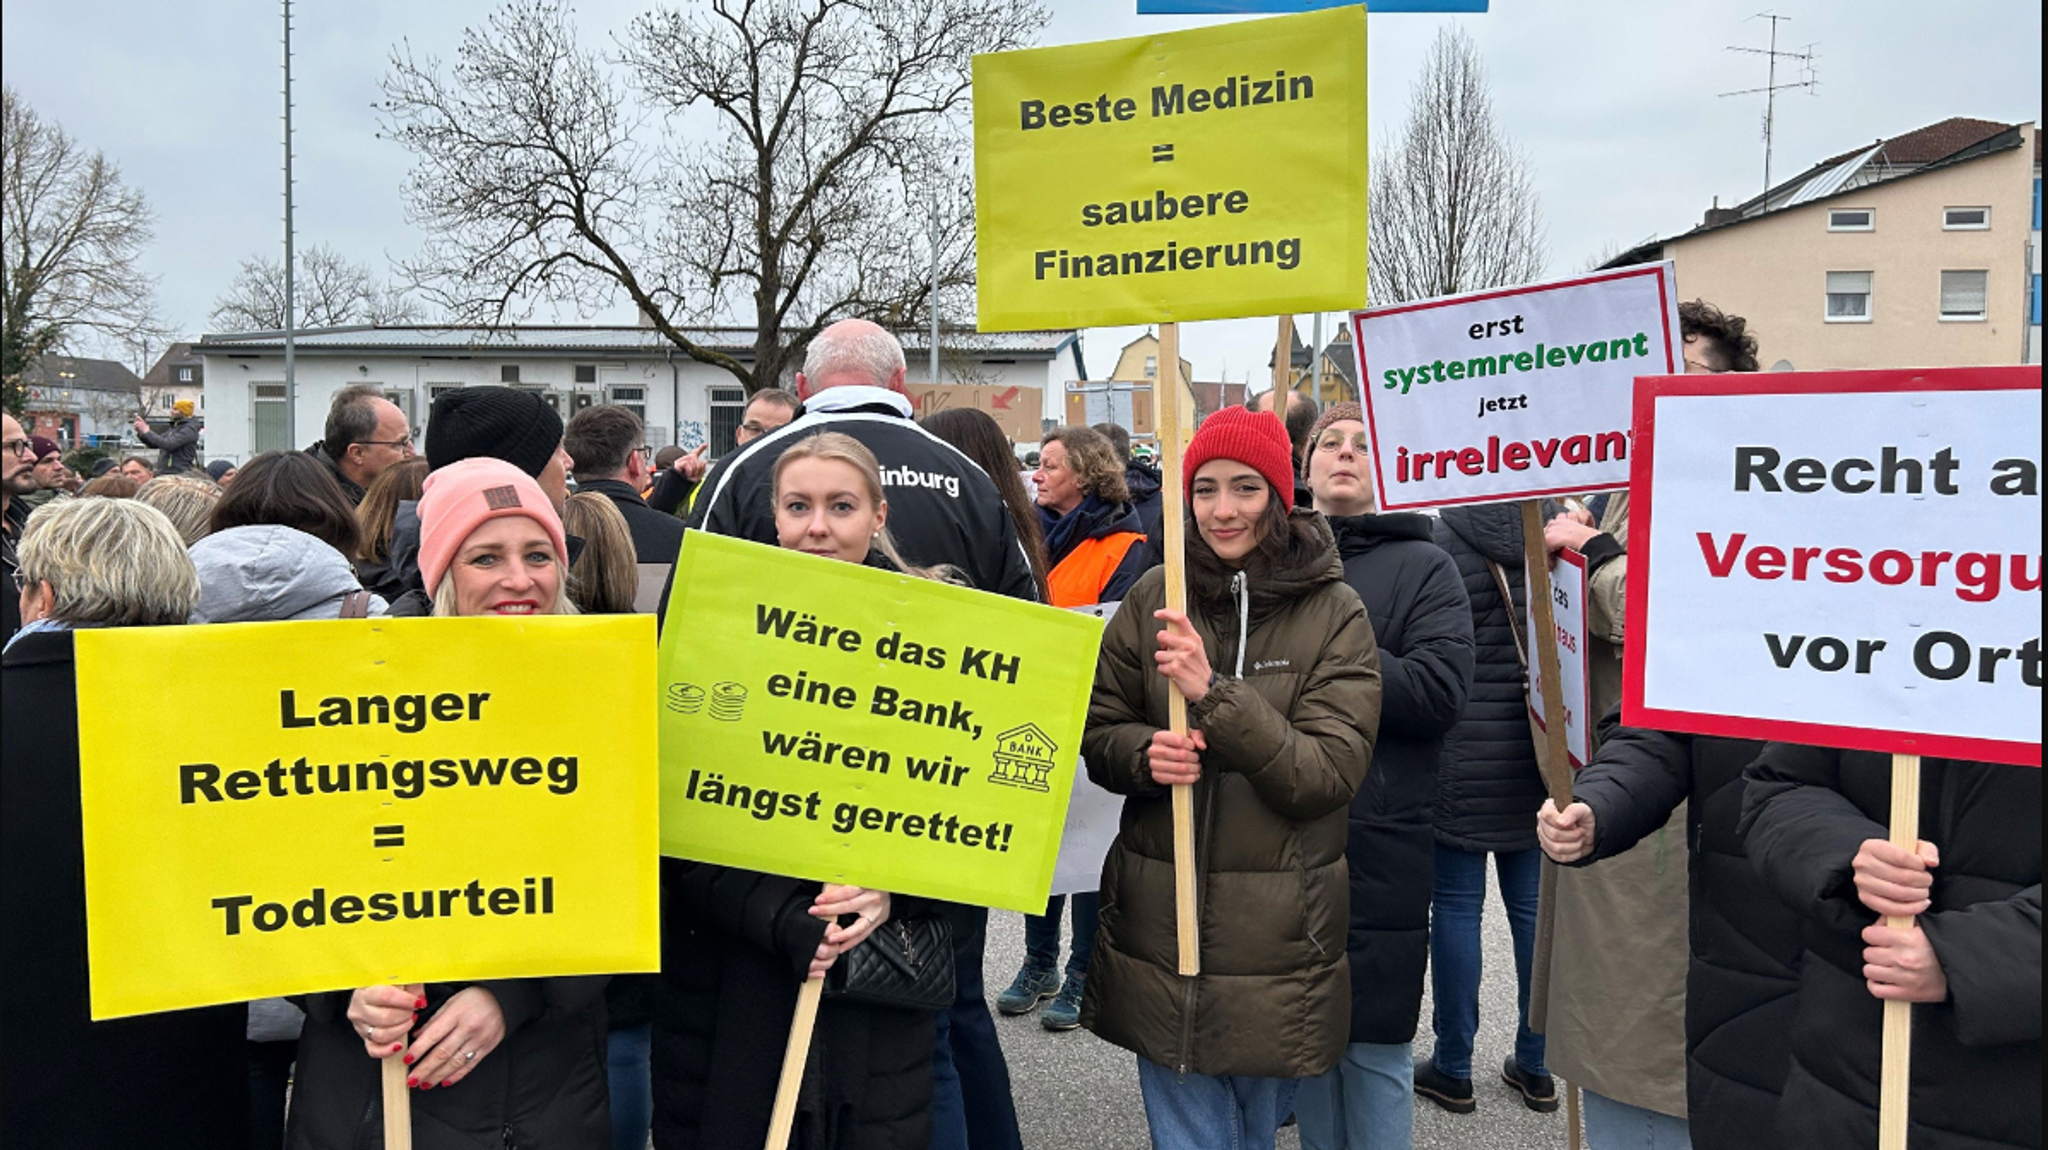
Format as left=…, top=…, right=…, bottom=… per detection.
left=1079, top=512, right=1382, bottom=1078
left=679, top=387, right=1037, bottom=604
left=1, top=494, right=26, bottom=645
left=1430, top=503, right=1547, bottom=853
left=1124, top=461, right=1164, bottom=538
left=652, top=863, right=941, bottom=1150
left=288, top=978, right=611, bottom=1150
left=1327, top=512, right=1473, bottom=1044
left=646, top=468, right=699, bottom=517
left=3, top=628, right=249, bottom=1147
left=310, top=448, right=368, bottom=505
left=1569, top=716, right=1803, bottom=1150
left=139, top=413, right=202, bottom=473
left=1740, top=745, right=2041, bottom=1150
left=578, top=478, right=685, bottom=567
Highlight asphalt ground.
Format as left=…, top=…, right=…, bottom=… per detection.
left=987, top=865, right=1566, bottom=1150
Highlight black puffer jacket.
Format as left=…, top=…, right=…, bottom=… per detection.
left=1124, top=461, right=1163, bottom=538
left=1430, top=503, right=1546, bottom=852
left=288, top=977, right=611, bottom=1150
left=1740, top=746, right=2041, bottom=1150
left=652, top=862, right=941, bottom=1150
left=1570, top=715, right=1803, bottom=1150
left=1328, top=512, right=1473, bottom=1043
left=577, top=478, right=685, bottom=566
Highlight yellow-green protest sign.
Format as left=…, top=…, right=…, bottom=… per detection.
left=74, top=617, right=660, bottom=1020
left=973, top=7, right=1367, bottom=331
left=657, top=533, right=1105, bottom=913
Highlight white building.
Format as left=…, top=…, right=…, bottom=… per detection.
left=194, top=325, right=1086, bottom=464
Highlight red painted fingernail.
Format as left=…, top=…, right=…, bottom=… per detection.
left=407, top=1077, right=418, bottom=1088
left=403, top=1055, right=414, bottom=1065
left=441, top=1080, right=453, bottom=1088
left=416, top=997, right=426, bottom=1009
left=419, top=1082, right=432, bottom=1091
left=391, top=1043, right=403, bottom=1052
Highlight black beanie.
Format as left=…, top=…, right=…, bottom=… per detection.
left=424, top=386, right=564, bottom=477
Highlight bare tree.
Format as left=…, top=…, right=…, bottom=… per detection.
left=380, top=0, right=1038, bottom=393
left=209, top=243, right=423, bottom=331
left=1368, top=29, right=1546, bottom=305
left=1, top=86, right=165, bottom=413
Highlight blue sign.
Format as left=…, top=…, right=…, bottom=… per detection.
left=1137, top=1, right=1486, bottom=12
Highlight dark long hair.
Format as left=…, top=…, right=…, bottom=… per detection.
left=920, top=408, right=1052, bottom=602
left=1185, top=482, right=1324, bottom=610
left=211, top=450, right=361, bottom=557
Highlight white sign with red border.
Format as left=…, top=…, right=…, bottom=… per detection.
left=1624, top=367, right=2042, bottom=768
left=1352, top=264, right=1682, bottom=511
left=1527, top=547, right=1591, bottom=768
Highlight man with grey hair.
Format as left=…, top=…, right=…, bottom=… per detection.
left=314, top=383, right=413, bottom=505
left=661, top=317, right=1035, bottom=1150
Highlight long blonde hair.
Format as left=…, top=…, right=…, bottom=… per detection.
left=772, top=432, right=959, bottom=584
left=561, top=491, right=639, bottom=614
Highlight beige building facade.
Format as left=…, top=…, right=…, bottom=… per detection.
left=1610, top=118, right=2040, bottom=371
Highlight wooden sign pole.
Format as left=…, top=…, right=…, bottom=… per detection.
left=1157, top=321, right=1201, bottom=978
left=1878, top=752, right=1923, bottom=1150
left=382, top=1052, right=412, bottom=1150
left=764, top=978, right=826, bottom=1150
left=1519, top=500, right=1574, bottom=806
left=1273, top=314, right=1295, bottom=396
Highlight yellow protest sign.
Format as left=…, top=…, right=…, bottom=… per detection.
left=74, top=617, right=660, bottom=1021
left=657, top=533, right=1105, bottom=913
left=973, top=7, right=1368, bottom=331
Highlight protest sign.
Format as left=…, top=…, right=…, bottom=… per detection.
left=73, top=617, right=660, bottom=1021
left=972, top=7, right=1368, bottom=331
left=1623, top=367, right=2042, bottom=767
left=1527, top=547, right=1591, bottom=769
left=1138, top=0, right=1483, bottom=10
left=1353, top=264, right=1683, bottom=511
left=657, top=532, right=1105, bottom=914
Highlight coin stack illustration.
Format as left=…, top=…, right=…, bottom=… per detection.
left=666, top=683, right=705, bottom=714
left=710, top=682, right=748, bottom=722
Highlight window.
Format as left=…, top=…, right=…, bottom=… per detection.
left=176, top=366, right=194, bottom=382
left=1825, top=271, right=1873, bottom=322
left=708, top=385, right=747, bottom=457
left=252, top=384, right=290, bottom=453
left=1828, top=208, right=1875, bottom=232
left=1943, top=207, right=1990, bottom=230
left=574, top=364, right=598, bottom=384
left=500, top=364, right=521, bottom=383
left=608, top=385, right=647, bottom=423
left=1143, top=356, right=1157, bottom=379
left=1939, top=270, right=1989, bottom=321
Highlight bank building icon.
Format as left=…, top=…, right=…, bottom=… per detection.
left=989, top=724, right=1059, bottom=793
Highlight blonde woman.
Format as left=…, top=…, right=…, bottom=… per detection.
left=135, top=474, right=224, bottom=547
left=288, top=459, right=604, bottom=1149
left=560, top=491, right=639, bottom=615
left=655, top=432, right=951, bottom=1150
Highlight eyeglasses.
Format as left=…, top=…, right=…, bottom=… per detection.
left=2, top=437, right=31, bottom=458
left=1312, top=432, right=1371, bottom=455
left=10, top=571, right=27, bottom=592
left=739, top=420, right=770, bottom=436
left=355, top=438, right=416, bottom=451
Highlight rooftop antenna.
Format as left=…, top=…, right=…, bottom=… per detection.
left=1719, top=12, right=1819, bottom=204
left=282, top=0, right=298, bottom=442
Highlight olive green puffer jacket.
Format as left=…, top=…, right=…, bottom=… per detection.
left=1078, top=512, right=1382, bottom=1078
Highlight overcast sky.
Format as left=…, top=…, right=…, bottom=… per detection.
left=2, top=0, right=2039, bottom=385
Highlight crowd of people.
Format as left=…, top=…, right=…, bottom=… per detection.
left=0, top=306, right=2037, bottom=1150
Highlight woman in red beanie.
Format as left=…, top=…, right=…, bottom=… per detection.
left=1078, top=405, right=1384, bottom=1150
left=286, top=457, right=611, bottom=1149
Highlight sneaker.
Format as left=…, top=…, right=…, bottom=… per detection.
left=995, top=964, right=1060, bottom=1015
left=1413, top=1055, right=1477, bottom=1115
left=1041, top=976, right=1085, bottom=1031
left=1501, top=1056, right=1559, bottom=1113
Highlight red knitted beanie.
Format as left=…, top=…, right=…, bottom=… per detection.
left=1181, top=405, right=1297, bottom=511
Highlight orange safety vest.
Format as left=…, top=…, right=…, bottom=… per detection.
left=1046, top=531, right=1145, bottom=609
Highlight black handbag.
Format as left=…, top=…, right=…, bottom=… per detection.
left=822, top=913, right=955, bottom=1012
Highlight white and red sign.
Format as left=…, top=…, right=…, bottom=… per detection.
left=1624, top=368, right=2042, bottom=768
left=1528, top=547, right=1591, bottom=768
left=1353, top=264, right=1682, bottom=511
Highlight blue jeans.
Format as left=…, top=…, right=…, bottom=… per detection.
left=1293, top=1042, right=1413, bottom=1150
left=929, top=907, right=1023, bottom=1150
left=1136, top=1056, right=1299, bottom=1150
left=1022, top=891, right=1100, bottom=979
left=1582, top=1090, right=1692, bottom=1150
left=605, top=1023, right=651, bottom=1150
left=1428, top=844, right=1545, bottom=1080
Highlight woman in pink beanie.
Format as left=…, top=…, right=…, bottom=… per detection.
left=415, top=457, right=575, bottom=617
left=1079, top=403, right=1385, bottom=1150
